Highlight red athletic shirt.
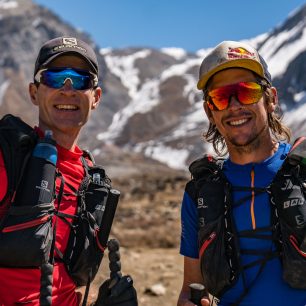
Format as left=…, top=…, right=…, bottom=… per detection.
left=0, top=132, right=86, bottom=306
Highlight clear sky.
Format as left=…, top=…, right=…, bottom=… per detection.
left=33, top=0, right=306, bottom=52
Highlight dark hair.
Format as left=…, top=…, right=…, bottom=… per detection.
left=203, top=82, right=291, bottom=156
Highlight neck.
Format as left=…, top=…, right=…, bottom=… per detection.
left=227, top=136, right=279, bottom=165
left=54, top=132, right=79, bottom=151
left=39, top=125, right=80, bottom=151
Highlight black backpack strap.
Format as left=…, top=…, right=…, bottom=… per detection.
left=82, top=149, right=96, bottom=165
left=0, top=114, right=37, bottom=203
left=78, top=153, right=118, bottom=306
left=189, top=154, right=281, bottom=304
left=189, top=154, right=225, bottom=181
left=270, top=138, right=306, bottom=228
left=40, top=173, right=65, bottom=306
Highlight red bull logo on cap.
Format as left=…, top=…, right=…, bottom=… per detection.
left=227, top=47, right=256, bottom=60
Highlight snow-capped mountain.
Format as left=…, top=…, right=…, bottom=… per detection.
left=0, top=0, right=305, bottom=172
left=94, top=2, right=306, bottom=169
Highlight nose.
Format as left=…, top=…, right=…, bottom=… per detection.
left=227, top=94, right=242, bottom=110
left=61, top=78, right=74, bottom=91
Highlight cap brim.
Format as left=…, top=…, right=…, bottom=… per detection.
left=40, top=51, right=98, bottom=75
left=197, top=59, right=265, bottom=90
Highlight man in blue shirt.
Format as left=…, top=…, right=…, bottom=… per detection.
left=177, top=41, right=306, bottom=306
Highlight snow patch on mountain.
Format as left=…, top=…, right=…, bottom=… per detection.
left=97, top=78, right=160, bottom=142
left=99, top=56, right=202, bottom=143
left=104, top=49, right=151, bottom=98
left=135, top=141, right=190, bottom=170
left=32, top=17, right=42, bottom=27
left=242, top=33, right=269, bottom=48
left=0, top=80, right=10, bottom=106
left=160, top=47, right=187, bottom=60
left=0, top=0, right=18, bottom=9
left=183, top=73, right=199, bottom=105
left=99, top=48, right=112, bottom=56
left=195, top=48, right=212, bottom=59
left=284, top=100, right=306, bottom=126
left=160, top=58, right=201, bottom=81
left=288, top=4, right=305, bottom=19
left=169, top=102, right=206, bottom=140
left=294, top=91, right=306, bottom=103
left=260, top=22, right=306, bottom=77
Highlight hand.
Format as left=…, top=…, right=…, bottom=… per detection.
left=94, top=275, right=138, bottom=306
left=180, top=296, right=211, bottom=306
left=200, top=296, right=211, bottom=306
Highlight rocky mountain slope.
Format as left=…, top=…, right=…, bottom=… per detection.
left=0, top=0, right=306, bottom=173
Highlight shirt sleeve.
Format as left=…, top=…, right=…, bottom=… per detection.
left=179, top=190, right=199, bottom=258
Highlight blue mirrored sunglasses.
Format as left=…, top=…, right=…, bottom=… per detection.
left=34, top=67, right=98, bottom=90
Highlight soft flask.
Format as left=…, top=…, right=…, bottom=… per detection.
left=15, top=130, right=58, bottom=206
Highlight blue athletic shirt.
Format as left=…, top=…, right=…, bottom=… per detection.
left=180, top=142, right=306, bottom=306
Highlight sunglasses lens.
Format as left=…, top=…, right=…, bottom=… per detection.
left=208, top=87, right=231, bottom=111
left=207, top=82, right=263, bottom=111
left=40, top=68, right=93, bottom=90
left=237, top=82, right=263, bottom=104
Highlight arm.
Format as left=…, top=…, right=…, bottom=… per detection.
left=178, top=185, right=210, bottom=306
left=177, top=256, right=210, bottom=306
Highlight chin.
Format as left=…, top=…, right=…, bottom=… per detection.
left=231, top=135, right=261, bottom=149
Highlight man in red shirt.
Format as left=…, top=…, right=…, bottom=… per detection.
left=0, top=37, right=137, bottom=306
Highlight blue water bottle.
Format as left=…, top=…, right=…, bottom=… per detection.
left=15, top=130, right=58, bottom=205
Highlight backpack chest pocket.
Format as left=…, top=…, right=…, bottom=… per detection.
left=0, top=203, right=54, bottom=267
left=63, top=167, right=110, bottom=286
left=270, top=170, right=306, bottom=289
left=197, top=181, right=238, bottom=297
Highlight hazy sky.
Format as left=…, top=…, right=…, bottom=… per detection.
left=33, top=0, right=306, bottom=52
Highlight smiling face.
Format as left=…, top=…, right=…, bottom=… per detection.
left=29, top=54, right=102, bottom=140
left=204, top=68, right=276, bottom=157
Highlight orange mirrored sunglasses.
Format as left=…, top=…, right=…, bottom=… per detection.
left=205, top=81, right=267, bottom=111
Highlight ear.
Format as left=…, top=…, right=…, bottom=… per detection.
left=91, top=86, right=102, bottom=110
left=29, top=83, right=39, bottom=106
left=203, top=101, right=215, bottom=124
left=267, top=87, right=278, bottom=113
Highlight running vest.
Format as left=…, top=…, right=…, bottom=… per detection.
left=0, top=114, right=119, bottom=305
left=188, top=140, right=306, bottom=304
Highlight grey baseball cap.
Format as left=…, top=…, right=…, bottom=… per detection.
left=197, top=40, right=272, bottom=90
left=34, top=36, right=99, bottom=77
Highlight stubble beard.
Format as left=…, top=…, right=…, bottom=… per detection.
left=226, top=124, right=269, bottom=155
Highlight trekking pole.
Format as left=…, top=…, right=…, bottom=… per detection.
left=107, top=239, right=137, bottom=301
left=82, top=189, right=120, bottom=306
left=40, top=263, right=53, bottom=306
left=93, top=238, right=138, bottom=306
left=189, top=283, right=206, bottom=305
left=108, top=239, right=122, bottom=286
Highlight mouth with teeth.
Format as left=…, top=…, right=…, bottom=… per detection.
left=54, top=104, right=79, bottom=111
left=228, top=118, right=249, bottom=126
